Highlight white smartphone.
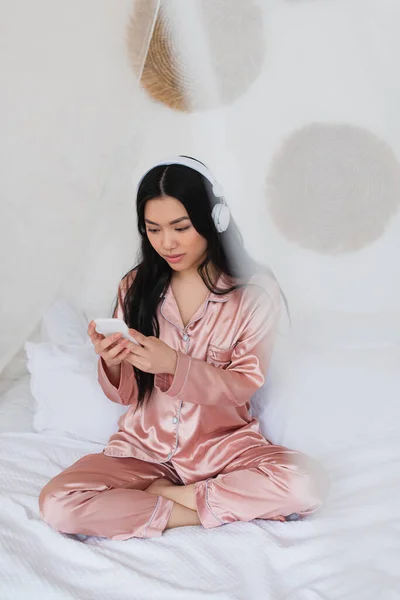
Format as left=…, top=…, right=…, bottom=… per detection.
left=94, top=318, right=139, bottom=345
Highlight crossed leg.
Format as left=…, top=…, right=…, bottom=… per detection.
left=148, top=444, right=326, bottom=528
left=39, top=452, right=199, bottom=539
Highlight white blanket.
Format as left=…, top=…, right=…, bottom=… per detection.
left=1, top=431, right=399, bottom=600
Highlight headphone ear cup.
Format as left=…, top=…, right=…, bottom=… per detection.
left=211, top=203, right=230, bottom=233
left=212, top=181, right=224, bottom=198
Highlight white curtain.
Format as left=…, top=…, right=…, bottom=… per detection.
left=1, top=0, right=144, bottom=371
left=2, top=0, right=400, bottom=369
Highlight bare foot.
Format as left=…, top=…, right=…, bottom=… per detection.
left=147, top=480, right=201, bottom=530
left=146, top=478, right=175, bottom=497
left=165, top=502, right=201, bottom=529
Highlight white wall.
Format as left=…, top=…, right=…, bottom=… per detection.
left=2, top=0, right=400, bottom=371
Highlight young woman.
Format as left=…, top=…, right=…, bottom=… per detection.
left=39, top=156, right=324, bottom=540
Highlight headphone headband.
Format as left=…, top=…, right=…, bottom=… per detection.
left=136, top=155, right=230, bottom=232
left=137, top=156, right=224, bottom=198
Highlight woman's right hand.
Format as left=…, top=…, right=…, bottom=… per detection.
left=87, top=321, right=130, bottom=368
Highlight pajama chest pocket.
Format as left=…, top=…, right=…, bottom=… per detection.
left=207, top=345, right=233, bottom=369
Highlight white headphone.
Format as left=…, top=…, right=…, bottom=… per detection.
left=137, top=156, right=231, bottom=233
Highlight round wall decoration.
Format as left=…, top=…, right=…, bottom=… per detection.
left=267, top=124, right=400, bottom=254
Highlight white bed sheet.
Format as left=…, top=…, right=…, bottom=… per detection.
left=1, top=424, right=400, bottom=600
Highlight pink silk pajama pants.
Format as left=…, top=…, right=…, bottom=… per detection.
left=39, top=445, right=324, bottom=540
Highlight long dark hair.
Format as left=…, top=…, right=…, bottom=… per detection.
left=121, top=157, right=268, bottom=407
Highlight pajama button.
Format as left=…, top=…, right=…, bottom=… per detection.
left=182, top=333, right=189, bottom=341
left=172, top=417, right=178, bottom=424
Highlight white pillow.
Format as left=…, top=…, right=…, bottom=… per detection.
left=25, top=301, right=127, bottom=445
left=255, top=334, right=400, bottom=460
left=26, top=341, right=127, bottom=444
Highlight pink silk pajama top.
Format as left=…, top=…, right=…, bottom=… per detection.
left=99, top=273, right=282, bottom=484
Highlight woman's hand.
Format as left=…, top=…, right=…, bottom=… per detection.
left=87, top=321, right=130, bottom=367
left=123, top=330, right=177, bottom=376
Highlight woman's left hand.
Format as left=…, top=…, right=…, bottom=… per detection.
left=124, top=330, right=177, bottom=375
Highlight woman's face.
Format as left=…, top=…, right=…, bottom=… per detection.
left=144, top=196, right=208, bottom=272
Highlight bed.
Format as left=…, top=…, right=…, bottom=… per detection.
left=1, top=307, right=400, bottom=600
